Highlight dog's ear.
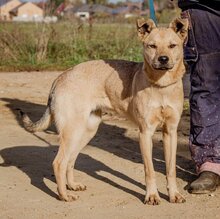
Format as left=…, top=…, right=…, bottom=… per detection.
left=169, top=18, right=189, bottom=41
left=136, top=18, right=156, bottom=41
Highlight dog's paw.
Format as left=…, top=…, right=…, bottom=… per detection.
left=169, top=192, right=186, bottom=203
left=59, top=194, right=79, bottom=202
left=144, top=194, right=161, bottom=205
left=67, top=182, right=87, bottom=191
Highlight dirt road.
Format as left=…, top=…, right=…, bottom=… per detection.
left=0, top=71, right=219, bottom=219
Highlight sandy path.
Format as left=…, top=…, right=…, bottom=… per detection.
left=0, top=72, right=219, bottom=219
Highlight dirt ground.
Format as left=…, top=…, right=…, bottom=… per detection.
left=0, top=71, right=220, bottom=219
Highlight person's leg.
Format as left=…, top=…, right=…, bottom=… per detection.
left=184, top=8, right=220, bottom=193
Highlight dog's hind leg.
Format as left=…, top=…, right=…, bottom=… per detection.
left=52, top=114, right=87, bottom=201
left=53, top=126, right=84, bottom=201
left=53, top=110, right=101, bottom=202
left=66, top=110, right=101, bottom=192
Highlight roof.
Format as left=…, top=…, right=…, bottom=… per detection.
left=112, top=5, right=141, bottom=15
left=9, top=2, right=25, bottom=14
left=65, top=4, right=113, bottom=14
left=9, top=2, right=42, bottom=14
left=78, top=4, right=112, bottom=14
left=64, top=3, right=144, bottom=16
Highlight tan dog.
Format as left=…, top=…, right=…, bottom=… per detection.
left=21, top=18, right=188, bottom=205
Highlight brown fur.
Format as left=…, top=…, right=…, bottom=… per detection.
left=21, top=18, right=188, bottom=205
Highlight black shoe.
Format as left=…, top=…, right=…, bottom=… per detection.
left=189, top=171, right=220, bottom=194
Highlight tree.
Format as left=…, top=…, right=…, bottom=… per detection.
left=53, top=0, right=64, bottom=7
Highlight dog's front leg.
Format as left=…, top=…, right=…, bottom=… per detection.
left=139, top=129, right=161, bottom=205
left=163, top=125, right=186, bottom=203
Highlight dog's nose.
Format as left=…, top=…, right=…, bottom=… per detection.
left=158, top=56, right=169, bottom=64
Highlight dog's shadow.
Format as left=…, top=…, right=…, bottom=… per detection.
left=0, top=98, right=196, bottom=201
left=0, top=145, right=147, bottom=201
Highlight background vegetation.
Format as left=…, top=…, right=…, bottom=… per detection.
left=0, top=8, right=179, bottom=71
left=0, top=22, right=142, bottom=71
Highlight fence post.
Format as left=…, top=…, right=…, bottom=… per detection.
left=148, top=0, right=157, bottom=24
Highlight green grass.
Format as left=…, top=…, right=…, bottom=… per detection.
left=0, top=6, right=180, bottom=72
left=0, top=21, right=143, bottom=71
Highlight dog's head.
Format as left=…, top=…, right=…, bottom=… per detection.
left=137, top=18, right=188, bottom=71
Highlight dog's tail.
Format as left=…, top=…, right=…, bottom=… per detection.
left=18, top=81, right=56, bottom=133
left=18, top=76, right=60, bottom=133
left=17, top=106, right=52, bottom=133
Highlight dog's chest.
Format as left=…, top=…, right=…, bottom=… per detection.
left=133, top=87, right=180, bottom=126
left=147, top=97, right=175, bottom=125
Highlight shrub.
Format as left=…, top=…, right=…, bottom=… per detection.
left=0, top=21, right=143, bottom=71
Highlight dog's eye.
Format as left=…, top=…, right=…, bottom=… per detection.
left=169, top=44, right=177, bottom=49
left=148, top=44, right=157, bottom=49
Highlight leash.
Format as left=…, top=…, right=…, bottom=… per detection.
left=148, top=0, right=157, bottom=25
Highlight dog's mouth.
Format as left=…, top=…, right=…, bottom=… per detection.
left=152, top=63, right=174, bottom=71
left=156, top=67, right=173, bottom=70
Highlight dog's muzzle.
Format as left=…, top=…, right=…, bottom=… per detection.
left=153, top=56, right=174, bottom=70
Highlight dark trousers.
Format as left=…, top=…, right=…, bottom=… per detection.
left=183, top=8, right=220, bottom=173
